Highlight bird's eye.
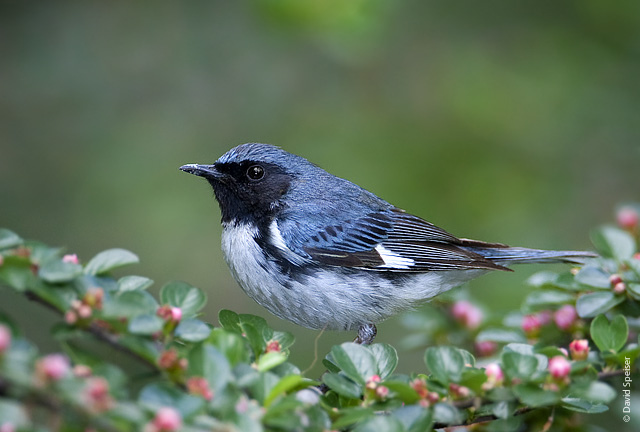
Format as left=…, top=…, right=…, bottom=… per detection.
left=246, top=165, right=265, bottom=180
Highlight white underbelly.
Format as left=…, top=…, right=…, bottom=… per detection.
left=220, top=223, right=484, bottom=330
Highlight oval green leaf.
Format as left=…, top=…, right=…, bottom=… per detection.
left=576, top=292, right=625, bottom=318
left=84, top=248, right=139, bottom=275
left=160, top=281, right=206, bottom=317
left=425, top=346, right=464, bottom=384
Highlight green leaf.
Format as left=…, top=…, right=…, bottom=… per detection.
left=332, top=407, right=375, bottom=429
left=175, top=319, right=211, bottom=342
left=527, top=270, right=560, bottom=288
left=0, top=229, right=22, bottom=250
left=208, top=328, right=248, bottom=366
left=0, top=399, right=29, bottom=427
left=574, top=381, right=617, bottom=403
left=370, top=344, right=398, bottom=379
left=561, top=398, right=609, bottom=414
left=512, top=384, right=560, bottom=407
left=241, top=322, right=266, bottom=355
left=490, top=401, right=512, bottom=419
left=38, top=258, right=82, bottom=283
left=458, top=348, right=476, bottom=367
left=576, top=292, right=625, bottom=318
left=353, top=415, right=404, bottom=432
left=239, top=314, right=271, bottom=342
left=188, top=343, right=231, bottom=392
left=627, top=283, right=640, bottom=300
left=264, top=374, right=304, bottom=407
left=425, top=346, right=464, bottom=384
left=501, top=351, right=538, bottom=381
left=118, top=335, right=160, bottom=364
left=218, top=309, right=241, bottom=332
left=523, top=290, right=575, bottom=311
left=383, top=381, right=421, bottom=404
left=574, top=265, right=611, bottom=289
left=590, top=314, right=628, bottom=353
left=393, top=405, right=434, bottom=432
left=256, top=351, right=287, bottom=372
left=117, top=275, right=154, bottom=292
left=323, top=373, right=362, bottom=399
left=84, top=248, right=139, bottom=275
left=485, top=416, right=523, bottom=432
left=476, top=328, right=526, bottom=344
left=461, top=368, right=488, bottom=394
left=0, top=256, right=36, bottom=292
left=138, top=382, right=205, bottom=418
left=160, top=281, right=206, bottom=317
left=128, top=314, right=164, bottom=335
left=102, top=291, right=158, bottom=319
left=330, top=343, right=377, bottom=385
left=433, top=402, right=465, bottom=425
left=590, top=226, right=636, bottom=261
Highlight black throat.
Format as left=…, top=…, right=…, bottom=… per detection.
left=207, top=161, right=292, bottom=226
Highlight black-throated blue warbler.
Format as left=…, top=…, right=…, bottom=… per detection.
left=180, top=143, right=594, bottom=344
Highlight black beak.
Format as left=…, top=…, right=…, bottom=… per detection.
left=179, top=164, right=224, bottom=180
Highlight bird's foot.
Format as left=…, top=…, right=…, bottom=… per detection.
left=354, top=323, right=377, bottom=345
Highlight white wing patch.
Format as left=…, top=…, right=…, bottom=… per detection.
left=375, top=245, right=415, bottom=269
left=269, top=220, right=309, bottom=266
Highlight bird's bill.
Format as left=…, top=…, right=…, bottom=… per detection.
left=179, top=163, right=224, bottom=180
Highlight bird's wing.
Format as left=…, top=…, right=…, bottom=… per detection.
left=279, top=208, right=510, bottom=272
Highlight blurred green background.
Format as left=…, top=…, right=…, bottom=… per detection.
left=1, top=0, right=639, bottom=423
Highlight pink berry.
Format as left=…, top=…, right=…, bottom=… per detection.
left=569, top=339, right=589, bottom=361
left=62, top=254, right=79, bottom=264
left=548, top=356, right=571, bottom=379
left=0, top=325, right=11, bottom=354
left=613, top=282, right=626, bottom=294
left=449, top=383, right=470, bottom=398
left=37, top=353, right=70, bottom=381
left=475, top=340, right=498, bottom=357
left=170, top=307, right=182, bottom=323
left=265, top=340, right=281, bottom=353
left=451, top=300, right=483, bottom=329
left=522, top=314, right=541, bottom=334
left=78, top=304, right=92, bottom=319
left=187, top=377, right=213, bottom=401
left=366, top=374, right=381, bottom=389
left=157, top=305, right=182, bottom=323
left=554, top=305, right=577, bottom=331
left=617, top=207, right=639, bottom=230
left=153, top=407, right=182, bottom=431
left=65, top=310, right=78, bottom=324
left=84, top=377, right=113, bottom=413
left=0, top=423, right=15, bottom=432
left=485, top=363, right=504, bottom=382
left=609, top=274, right=623, bottom=286
left=73, top=364, right=92, bottom=378
left=375, top=385, right=389, bottom=398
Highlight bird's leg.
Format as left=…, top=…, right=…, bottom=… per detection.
left=354, top=324, right=377, bottom=345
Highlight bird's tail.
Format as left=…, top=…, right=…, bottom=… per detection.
left=465, top=246, right=597, bottom=265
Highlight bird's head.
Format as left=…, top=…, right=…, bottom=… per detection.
left=180, top=143, right=315, bottom=225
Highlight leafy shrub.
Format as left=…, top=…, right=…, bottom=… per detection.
left=0, top=205, right=639, bottom=431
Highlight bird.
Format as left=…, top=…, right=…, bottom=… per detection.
left=180, top=143, right=595, bottom=345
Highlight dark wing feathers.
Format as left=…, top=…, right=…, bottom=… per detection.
left=300, top=208, right=510, bottom=272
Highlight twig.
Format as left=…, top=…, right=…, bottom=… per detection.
left=432, top=368, right=629, bottom=429
left=433, top=406, right=534, bottom=429
left=0, top=373, right=123, bottom=432
left=25, top=289, right=158, bottom=370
